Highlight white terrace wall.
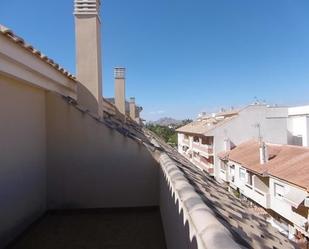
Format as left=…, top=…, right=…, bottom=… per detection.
left=0, top=75, right=159, bottom=248
left=0, top=75, right=47, bottom=248
left=45, top=92, right=159, bottom=209
left=159, top=154, right=241, bottom=249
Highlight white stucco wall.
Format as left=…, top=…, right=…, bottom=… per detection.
left=0, top=76, right=160, bottom=248
left=287, top=105, right=309, bottom=147
left=269, top=178, right=308, bottom=232
left=0, top=75, right=47, bottom=248
left=178, top=133, right=184, bottom=153
left=208, top=105, right=288, bottom=181
left=287, top=116, right=308, bottom=146
left=46, top=93, right=159, bottom=209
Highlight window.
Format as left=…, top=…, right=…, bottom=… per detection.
left=229, top=166, right=235, bottom=182
left=246, top=172, right=253, bottom=185
left=201, top=136, right=213, bottom=145
left=230, top=165, right=235, bottom=177
left=239, top=168, right=246, bottom=181
left=193, top=136, right=199, bottom=143
left=274, top=183, right=285, bottom=199
left=220, top=161, right=227, bottom=170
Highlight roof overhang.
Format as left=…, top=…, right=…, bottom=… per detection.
left=0, top=34, right=77, bottom=99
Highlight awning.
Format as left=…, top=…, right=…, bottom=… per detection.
left=283, top=188, right=308, bottom=208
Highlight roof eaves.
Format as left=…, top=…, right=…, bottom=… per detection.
left=203, top=115, right=238, bottom=135
left=0, top=24, right=77, bottom=82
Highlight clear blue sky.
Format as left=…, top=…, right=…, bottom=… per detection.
left=2, top=0, right=309, bottom=121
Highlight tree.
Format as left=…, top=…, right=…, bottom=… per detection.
left=146, top=124, right=178, bottom=147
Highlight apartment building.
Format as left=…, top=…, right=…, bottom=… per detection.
left=218, top=140, right=309, bottom=244
left=177, top=104, right=288, bottom=180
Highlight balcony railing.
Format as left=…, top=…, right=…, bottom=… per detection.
left=243, top=184, right=270, bottom=208
left=192, top=142, right=213, bottom=154
left=182, top=138, right=189, bottom=145
left=220, top=169, right=229, bottom=182
left=191, top=157, right=214, bottom=175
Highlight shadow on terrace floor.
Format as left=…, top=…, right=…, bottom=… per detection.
left=7, top=207, right=167, bottom=249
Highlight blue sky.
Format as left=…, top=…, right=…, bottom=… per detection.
left=2, top=0, right=309, bottom=121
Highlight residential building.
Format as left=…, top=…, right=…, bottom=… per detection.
left=177, top=104, right=288, bottom=180
left=218, top=140, right=309, bottom=245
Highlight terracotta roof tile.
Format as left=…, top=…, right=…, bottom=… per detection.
left=176, top=115, right=238, bottom=135
left=0, top=24, right=76, bottom=81
left=145, top=132, right=296, bottom=249
left=219, top=140, right=309, bottom=191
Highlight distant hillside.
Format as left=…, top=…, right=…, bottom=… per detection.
left=149, top=117, right=181, bottom=126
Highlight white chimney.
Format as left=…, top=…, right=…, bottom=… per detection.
left=224, top=138, right=231, bottom=152
left=74, top=0, right=103, bottom=117
left=114, top=67, right=126, bottom=115
left=259, top=141, right=268, bottom=164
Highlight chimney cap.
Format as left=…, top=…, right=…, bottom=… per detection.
left=114, top=67, right=126, bottom=79
left=130, top=97, right=136, bottom=102
left=74, top=0, right=101, bottom=16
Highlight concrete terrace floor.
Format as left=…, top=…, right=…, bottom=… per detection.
left=7, top=208, right=167, bottom=249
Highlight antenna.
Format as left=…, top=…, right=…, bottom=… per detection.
left=253, top=123, right=262, bottom=143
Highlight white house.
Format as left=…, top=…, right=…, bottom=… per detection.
left=177, top=104, right=288, bottom=180
left=177, top=104, right=309, bottom=183
left=218, top=140, right=309, bottom=243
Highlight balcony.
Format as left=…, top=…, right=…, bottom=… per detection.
left=243, top=184, right=271, bottom=209
left=192, top=142, right=213, bottom=155
left=219, top=169, right=229, bottom=182
left=182, top=138, right=189, bottom=146
left=191, top=156, right=214, bottom=175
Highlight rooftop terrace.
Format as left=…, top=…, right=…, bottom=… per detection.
left=7, top=208, right=166, bottom=249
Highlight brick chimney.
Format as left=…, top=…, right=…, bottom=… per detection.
left=114, top=67, right=126, bottom=115
left=74, top=0, right=103, bottom=117
left=129, top=97, right=136, bottom=120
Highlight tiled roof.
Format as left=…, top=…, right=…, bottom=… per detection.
left=218, top=140, right=309, bottom=191
left=217, top=140, right=281, bottom=174
left=105, top=98, right=143, bottom=113
left=55, top=96, right=296, bottom=248
left=215, top=109, right=240, bottom=117
left=0, top=24, right=76, bottom=81
left=145, top=131, right=296, bottom=249
left=0, top=24, right=145, bottom=143
left=176, top=115, right=237, bottom=135
left=62, top=96, right=147, bottom=145
left=267, top=145, right=309, bottom=191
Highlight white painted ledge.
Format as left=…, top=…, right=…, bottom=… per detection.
left=159, top=153, right=241, bottom=249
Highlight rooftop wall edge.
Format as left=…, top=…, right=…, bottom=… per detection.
left=159, top=153, right=242, bottom=249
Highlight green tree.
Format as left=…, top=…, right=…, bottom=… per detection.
left=146, top=124, right=178, bottom=147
